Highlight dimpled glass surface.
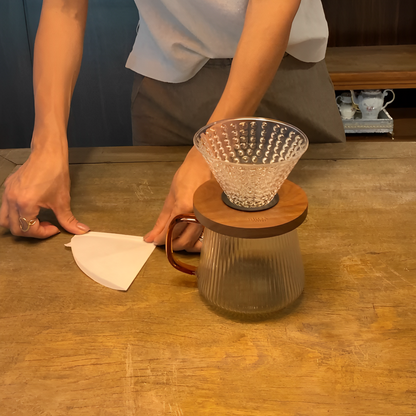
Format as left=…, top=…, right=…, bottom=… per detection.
left=194, top=118, right=309, bottom=208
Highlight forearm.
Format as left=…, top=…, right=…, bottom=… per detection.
left=209, top=0, right=301, bottom=123
left=32, top=0, right=88, bottom=152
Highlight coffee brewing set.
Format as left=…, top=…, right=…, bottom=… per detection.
left=336, top=89, right=395, bottom=134
left=166, top=118, right=309, bottom=317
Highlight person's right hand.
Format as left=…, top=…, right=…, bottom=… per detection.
left=144, top=146, right=212, bottom=252
left=0, top=145, right=89, bottom=238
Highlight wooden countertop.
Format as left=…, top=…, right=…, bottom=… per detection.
left=1, top=143, right=416, bottom=415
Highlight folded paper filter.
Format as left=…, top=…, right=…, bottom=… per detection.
left=65, top=232, right=156, bottom=291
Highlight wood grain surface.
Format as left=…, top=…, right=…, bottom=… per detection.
left=0, top=144, right=416, bottom=415
left=322, top=0, right=416, bottom=47
left=326, top=45, right=416, bottom=89
left=193, top=179, right=308, bottom=238
left=1, top=146, right=192, bottom=166
left=0, top=154, right=15, bottom=186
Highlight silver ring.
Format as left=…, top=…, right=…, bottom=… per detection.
left=198, top=231, right=204, bottom=243
left=19, top=217, right=38, bottom=232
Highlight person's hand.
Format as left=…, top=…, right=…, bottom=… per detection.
left=144, top=147, right=212, bottom=252
left=0, top=145, right=89, bottom=238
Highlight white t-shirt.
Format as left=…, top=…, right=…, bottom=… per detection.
left=126, top=0, right=329, bottom=83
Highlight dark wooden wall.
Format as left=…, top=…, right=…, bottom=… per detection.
left=322, top=0, right=416, bottom=47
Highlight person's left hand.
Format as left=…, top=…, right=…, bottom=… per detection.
left=144, top=146, right=212, bottom=252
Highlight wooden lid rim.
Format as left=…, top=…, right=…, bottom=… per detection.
left=193, top=180, right=308, bottom=239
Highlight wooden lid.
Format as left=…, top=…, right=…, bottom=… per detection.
left=193, top=180, right=308, bottom=238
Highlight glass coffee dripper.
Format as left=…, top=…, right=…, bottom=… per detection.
left=166, top=117, right=309, bottom=317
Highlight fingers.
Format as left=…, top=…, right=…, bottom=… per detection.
left=19, top=220, right=61, bottom=239
left=6, top=203, right=60, bottom=239
left=145, top=197, right=204, bottom=253
left=186, top=239, right=203, bottom=253
left=144, top=192, right=175, bottom=243
left=0, top=191, right=88, bottom=239
left=152, top=217, right=187, bottom=247
left=169, top=222, right=204, bottom=252
left=0, top=150, right=90, bottom=239
left=146, top=187, right=194, bottom=247
left=54, top=206, right=89, bottom=235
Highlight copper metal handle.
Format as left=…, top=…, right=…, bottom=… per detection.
left=166, top=214, right=199, bottom=275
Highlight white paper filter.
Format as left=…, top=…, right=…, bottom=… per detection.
left=65, top=231, right=156, bottom=291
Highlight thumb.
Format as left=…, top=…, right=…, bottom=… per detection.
left=144, top=211, right=172, bottom=243
left=144, top=192, right=175, bottom=243
left=55, top=207, right=90, bottom=235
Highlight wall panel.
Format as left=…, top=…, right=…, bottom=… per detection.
left=0, top=0, right=34, bottom=148
left=322, top=0, right=416, bottom=47
left=16, top=0, right=138, bottom=148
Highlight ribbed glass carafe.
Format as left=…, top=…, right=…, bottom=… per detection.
left=197, top=229, right=305, bottom=315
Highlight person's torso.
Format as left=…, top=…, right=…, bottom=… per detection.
left=126, top=0, right=328, bottom=82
